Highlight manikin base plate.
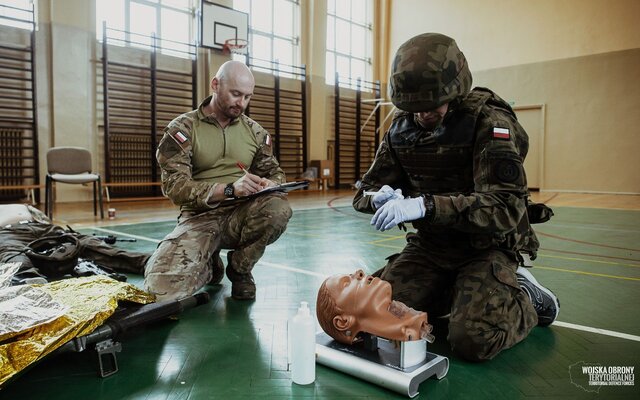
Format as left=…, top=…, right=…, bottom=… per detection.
left=316, top=332, right=449, bottom=398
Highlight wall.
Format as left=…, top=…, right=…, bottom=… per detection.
left=301, top=0, right=332, bottom=162
left=474, top=49, right=640, bottom=193
left=23, top=0, right=639, bottom=204
left=387, top=0, right=640, bottom=193
left=37, top=0, right=96, bottom=202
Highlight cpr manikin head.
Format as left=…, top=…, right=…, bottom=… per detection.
left=316, top=270, right=433, bottom=345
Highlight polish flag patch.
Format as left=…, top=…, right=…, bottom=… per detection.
left=493, top=127, right=510, bottom=139
left=174, top=131, right=188, bottom=143
left=265, top=135, right=271, bottom=146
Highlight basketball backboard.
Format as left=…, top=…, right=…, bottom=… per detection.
left=200, top=1, right=249, bottom=55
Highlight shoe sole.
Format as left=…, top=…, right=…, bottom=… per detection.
left=232, top=293, right=256, bottom=300
left=517, top=267, right=560, bottom=326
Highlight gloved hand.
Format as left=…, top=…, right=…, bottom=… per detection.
left=371, top=197, right=425, bottom=231
left=371, top=185, right=404, bottom=209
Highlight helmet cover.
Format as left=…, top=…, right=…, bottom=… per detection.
left=389, top=33, right=472, bottom=112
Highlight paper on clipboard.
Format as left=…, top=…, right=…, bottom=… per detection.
left=244, top=180, right=310, bottom=199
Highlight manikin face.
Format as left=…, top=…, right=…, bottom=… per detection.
left=414, top=103, right=449, bottom=130
left=210, top=72, right=254, bottom=121
left=317, top=270, right=433, bottom=345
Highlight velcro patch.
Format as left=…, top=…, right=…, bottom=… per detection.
left=495, top=159, right=520, bottom=183
left=493, top=127, right=510, bottom=140
left=174, top=131, right=188, bottom=143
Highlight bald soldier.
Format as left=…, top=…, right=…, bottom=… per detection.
left=353, top=33, right=559, bottom=361
left=144, top=61, right=292, bottom=301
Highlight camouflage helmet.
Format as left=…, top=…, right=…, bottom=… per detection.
left=25, top=234, right=80, bottom=277
left=389, top=33, right=472, bottom=112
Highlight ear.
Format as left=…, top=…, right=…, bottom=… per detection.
left=210, top=77, right=218, bottom=92
left=332, top=314, right=354, bottom=331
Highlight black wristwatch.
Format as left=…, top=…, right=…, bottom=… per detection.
left=224, top=183, right=235, bottom=198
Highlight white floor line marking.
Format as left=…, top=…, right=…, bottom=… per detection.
left=87, top=227, right=640, bottom=342
left=552, top=321, right=640, bottom=342
left=90, top=227, right=160, bottom=243
left=256, top=260, right=327, bottom=278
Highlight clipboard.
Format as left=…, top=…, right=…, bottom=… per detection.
left=243, top=180, right=310, bottom=199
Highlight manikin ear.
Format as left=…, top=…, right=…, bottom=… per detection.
left=332, top=314, right=355, bottom=332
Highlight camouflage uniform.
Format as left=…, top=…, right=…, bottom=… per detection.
left=0, top=206, right=149, bottom=284
left=353, top=33, right=539, bottom=361
left=144, top=96, right=292, bottom=301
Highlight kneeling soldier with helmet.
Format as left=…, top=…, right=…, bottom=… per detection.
left=353, top=33, right=559, bottom=361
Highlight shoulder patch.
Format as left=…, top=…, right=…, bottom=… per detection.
left=495, top=159, right=520, bottom=182
left=173, top=131, right=189, bottom=144
left=492, top=127, right=510, bottom=140
left=158, top=134, right=184, bottom=159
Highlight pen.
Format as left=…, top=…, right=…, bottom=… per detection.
left=236, top=161, right=249, bottom=174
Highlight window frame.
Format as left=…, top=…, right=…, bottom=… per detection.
left=97, top=0, right=195, bottom=57
left=233, top=0, right=301, bottom=72
left=326, top=0, right=374, bottom=88
left=0, top=0, right=36, bottom=31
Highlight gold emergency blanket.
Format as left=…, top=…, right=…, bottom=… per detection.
left=0, top=276, right=155, bottom=387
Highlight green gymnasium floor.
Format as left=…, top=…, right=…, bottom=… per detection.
left=2, top=197, right=639, bottom=399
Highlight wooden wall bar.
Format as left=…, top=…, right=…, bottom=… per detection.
left=100, top=24, right=196, bottom=198
left=0, top=3, right=39, bottom=203
left=246, top=60, right=308, bottom=180
left=334, top=74, right=381, bottom=188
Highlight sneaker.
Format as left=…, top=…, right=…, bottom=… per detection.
left=207, top=251, right=225, bottom=285
left=516, top=267, right=560, bottom=327
left=225, top=251, right=256, bottom=300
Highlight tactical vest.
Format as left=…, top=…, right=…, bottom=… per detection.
left=388, top=90, right=493, bottom=197
left=387, top=89, right=542, bottom=257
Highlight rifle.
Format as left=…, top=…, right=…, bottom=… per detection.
left=53, top=292, right=210, bottom=377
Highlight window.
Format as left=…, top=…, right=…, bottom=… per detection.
left=0, top=0, right=35, bottom=30
left=96, top=0, right=194, bottom=57
left=233, top=0, right=300, bottom=73
left=326, top=0, right=373, bottom=87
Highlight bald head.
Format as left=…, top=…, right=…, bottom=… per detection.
left=215, top=60, right=255, bottom=87
left=207, top=61, right=255, bottom=124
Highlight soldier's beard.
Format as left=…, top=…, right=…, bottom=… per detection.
left=224, top=106, right=243, bottom=119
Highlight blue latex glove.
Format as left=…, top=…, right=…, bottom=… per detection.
left=371, top=197, right=426, bottom=231
left=371, top=185, right=404, bottom=209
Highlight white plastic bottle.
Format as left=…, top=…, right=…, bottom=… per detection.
left=289, top=301, right=316, bottom=385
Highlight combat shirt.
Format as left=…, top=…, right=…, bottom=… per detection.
left=157, top=96, right=285, bottom=212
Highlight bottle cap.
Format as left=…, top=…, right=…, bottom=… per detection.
left=298, top=301, right=310, bottom=316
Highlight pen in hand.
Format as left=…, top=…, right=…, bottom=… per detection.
left=237, top=161, right=269, bottom=190
left=236, top=161, right=249, bottom=175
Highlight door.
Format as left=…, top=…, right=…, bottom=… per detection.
left=514, top=105, right=544, bottom=190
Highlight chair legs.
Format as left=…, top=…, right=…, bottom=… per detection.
left=45, top=174, right=52, bottom=219
left=44, top=175, right=104, bottom=220
left=93, top=181, right=97, bottom=216
left=96, top=176, right=104, bottom=219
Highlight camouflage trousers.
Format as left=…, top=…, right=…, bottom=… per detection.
left=144, top=193, right=292, bottom=301
left=377, top=232, right=538, bottom=362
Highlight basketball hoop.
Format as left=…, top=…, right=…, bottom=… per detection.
left=222, top=38, right=249, bottom=55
